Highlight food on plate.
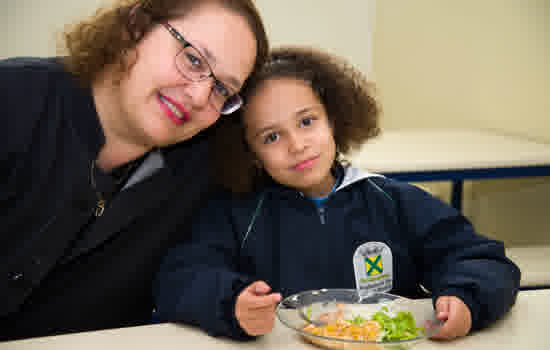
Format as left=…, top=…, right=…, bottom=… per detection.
left=303, top=305, right=424, bottom=342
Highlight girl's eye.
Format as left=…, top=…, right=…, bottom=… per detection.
left=263, top=132, right=280, bottom=144
left=300, top=117, right=315, bottom=127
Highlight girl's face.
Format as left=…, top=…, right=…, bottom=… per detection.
left=244, top=78, right=337, bottom=197
left=104, top=3, right=257, bottom=149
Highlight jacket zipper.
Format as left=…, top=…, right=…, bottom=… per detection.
left=318, top=206, right=326, bottom=225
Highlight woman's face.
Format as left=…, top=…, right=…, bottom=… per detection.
left=111, top=3, right=257, bottom=148
left=244, top=78, right=337, bottom=198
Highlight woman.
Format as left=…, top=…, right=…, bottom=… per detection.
left=0, top=0, right=268, bottom=341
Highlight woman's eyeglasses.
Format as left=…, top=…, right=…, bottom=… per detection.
left=162, top=22, right=243, bottom=115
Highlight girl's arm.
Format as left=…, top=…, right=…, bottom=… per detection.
left=393, top=180, right=521, bottom=331
left=152, top=194, right=256, bottom=340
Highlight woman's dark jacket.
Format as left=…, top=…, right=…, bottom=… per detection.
left=154, top=166, right=521, bottom=339
left=0, top=57, right=214, bottom=340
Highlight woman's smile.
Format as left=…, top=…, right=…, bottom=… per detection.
left=157, top=92, right=190, bottom=125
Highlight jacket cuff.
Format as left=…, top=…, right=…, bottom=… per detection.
left=433, top=287, right=481, bottom=332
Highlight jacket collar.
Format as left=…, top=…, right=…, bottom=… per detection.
left=335, top=165, right=382, bottom=192
left=260, top=162, right=383, bottom=199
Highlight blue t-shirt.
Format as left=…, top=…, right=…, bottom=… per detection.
left=310, top=172, right=343, bottom=208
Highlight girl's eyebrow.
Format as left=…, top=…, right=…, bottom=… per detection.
left=295, top=104, right=324, bottom=116
left=250, top=104, right=323, bottom=139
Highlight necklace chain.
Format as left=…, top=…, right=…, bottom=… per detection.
left=89, top=156, right=143, bottom=217
left=90, top=160, right=106, bottom=217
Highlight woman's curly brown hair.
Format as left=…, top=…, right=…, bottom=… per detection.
left=212, top=46, right=381, bottom=193
left=62, top=0, right=268, bottom=87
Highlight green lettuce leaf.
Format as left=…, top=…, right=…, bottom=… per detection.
left=371, top=310, right=424, bottom=341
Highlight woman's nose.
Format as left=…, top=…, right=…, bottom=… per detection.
left=185, top=79, right=212, bottom=109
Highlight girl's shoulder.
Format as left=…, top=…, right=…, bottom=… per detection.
left=339, top=166, right=446, bottom=205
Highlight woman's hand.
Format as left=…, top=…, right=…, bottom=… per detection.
left=430, top=295, right=472, bottom=340
left=235, top=281, right=282, bottom=336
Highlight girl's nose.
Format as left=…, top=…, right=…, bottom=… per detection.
left=288, top=132, right=307, bottom=153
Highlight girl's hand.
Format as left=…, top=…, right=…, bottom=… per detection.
left=430, top=295, right=472, bottom=340
left=235, top=281, right=282, bottom=336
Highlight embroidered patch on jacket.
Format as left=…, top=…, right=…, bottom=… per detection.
left=364, top=255, right=383, bottom=276
left=353, top=242, right=393, bottom=298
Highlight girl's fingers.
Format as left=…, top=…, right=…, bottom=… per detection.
left=235, top=282, right=280, bottom=336
left=253, top=280, right=272, bottom=294
left=245, top=292, right=282, bottom=309
left=448, top=298, right=471, bottom=337
left=435, top=296, right=450, bottom=318
left=241, top=305, right=277, bottom=321
left=430, top=296, right=471, bottom=340
left=239, top=308, right=277, bottom=336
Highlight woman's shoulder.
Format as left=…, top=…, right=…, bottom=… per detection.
left=0, top=56, right=67, bottom=78
left=1, top=57, right=77, bottom=150
left=1, top=56, right=76, bottom=103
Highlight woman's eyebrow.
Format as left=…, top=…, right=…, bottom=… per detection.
left=252, top=124, right=277, bottom=139
left=196, top=43, right=241, bottom=92
left=218, top=73, right=241, bottom=93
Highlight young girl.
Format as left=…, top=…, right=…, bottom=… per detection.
left=153, top=47, right=520, bottom=341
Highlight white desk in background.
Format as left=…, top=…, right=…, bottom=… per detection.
left=348, top=129, right=550, bottom=211
left=1, top=289, right=548, bottom=350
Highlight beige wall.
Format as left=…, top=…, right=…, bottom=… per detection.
left=0, top=0, right=111, bottom=59
left=254, top=1, right=376, bottom=77
left=372, top=0, right=549, bottom=246
left=1, top=0, right=548, bottom=245
left=374, top=0, right=549, bottom=142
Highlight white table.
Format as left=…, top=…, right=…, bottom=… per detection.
left=2, top=289, right=548, bottom=350
left=348, top=128, right=550, bottom=210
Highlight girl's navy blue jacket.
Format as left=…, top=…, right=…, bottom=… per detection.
left=154, top=166, right=520, bottom=339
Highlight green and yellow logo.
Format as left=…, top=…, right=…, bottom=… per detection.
left=364, top=255, right=383, bottom=276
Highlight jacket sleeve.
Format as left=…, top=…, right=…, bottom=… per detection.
left=152, top=193, right=256, bottom=340
left=391, top=181, right=520, bottom=331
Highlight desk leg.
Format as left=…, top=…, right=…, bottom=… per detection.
left=451, top=180, right=463, bottom=211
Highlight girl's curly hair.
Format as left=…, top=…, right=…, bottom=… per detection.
left=61, top=0, right=268, bottom=86
left=211, top=46, right=381, bottom=193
